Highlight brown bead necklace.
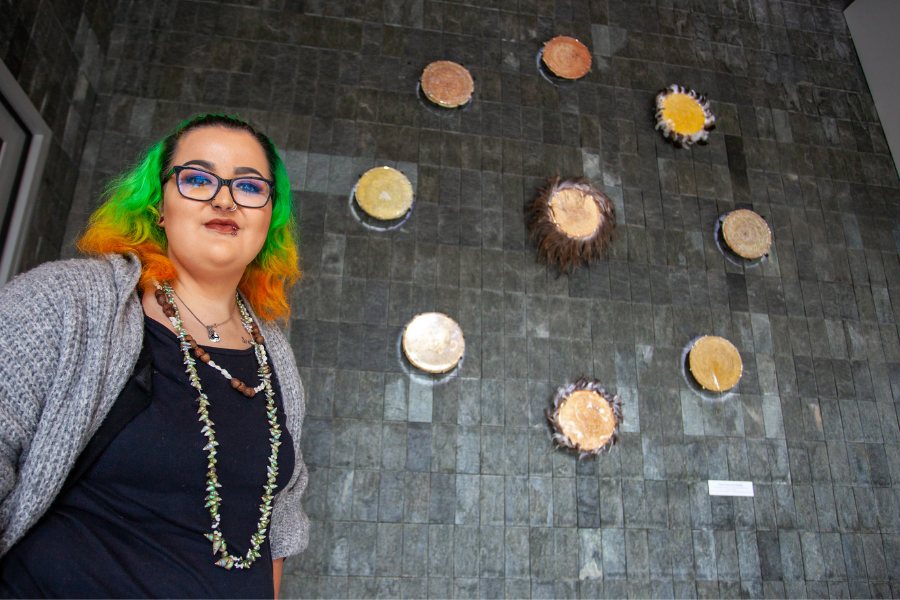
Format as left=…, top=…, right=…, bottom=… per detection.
left=155, top=286, right=266, bottom=397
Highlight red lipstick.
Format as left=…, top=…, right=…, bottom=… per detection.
left=205, top=219, right=239, bottom=234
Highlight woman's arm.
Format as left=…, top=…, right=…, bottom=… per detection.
left=273, top=558, right=283, bottom=599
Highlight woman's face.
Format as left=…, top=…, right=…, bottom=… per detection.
left=159, top=127, right=273, bottom=279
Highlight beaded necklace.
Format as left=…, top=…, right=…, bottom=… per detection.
left=155, top=282, right=282, bottom=570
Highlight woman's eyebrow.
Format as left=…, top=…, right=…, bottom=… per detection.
left=183, top=159, right=215, bottom=170
left=182, top=160, right=265, bottom=178
left=233, top=166, right=264, bottom=177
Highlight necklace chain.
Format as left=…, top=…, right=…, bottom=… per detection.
left=171, top=287, right=237, bottom=343
left=158, top=282, right=281, bottom=570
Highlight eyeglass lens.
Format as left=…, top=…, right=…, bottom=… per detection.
left=176, top=168, right=271, bottom=207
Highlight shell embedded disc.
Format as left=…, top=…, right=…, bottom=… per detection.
left=542, top=36, right=592, bottom=79
left=688, top=336, right=743, bottom=392
left=421, top=61, right=474, bottom=108
left=527, top=177, right=615, bottom=274
left=402, top=312, right=465, bottom=373
left=546, top=377, right=622, bottom=459
left=655, top=84, right=715, bottom=147
left=722, top=209, right=771, bottom=259
left=355, top=167, right=414, bottom=220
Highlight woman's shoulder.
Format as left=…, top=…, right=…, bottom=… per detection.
left=1, top=254, right=142, bottom=307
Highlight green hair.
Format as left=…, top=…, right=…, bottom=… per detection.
left=78, top=114, right=300, bottom=321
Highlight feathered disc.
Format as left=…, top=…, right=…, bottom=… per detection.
left=527, top=177, right=616, bottom=274
left=654, top=84, right=715, bottom=148
left=545, top=377, right=622, bottom=460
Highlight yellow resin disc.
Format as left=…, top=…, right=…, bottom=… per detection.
left=402, top=312, right=466, bottom=373
left=688, top=336, right=743, bottom=392
left=659, top=92, right=707, bottom=135
left=549, top=188, right=602, bottom=239
left=355, top=167, right=414, bottom=220
left=556, top=390, right=616, bottom=451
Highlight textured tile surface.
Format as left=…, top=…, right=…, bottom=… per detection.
left=52, top=0, right=900, bottom=596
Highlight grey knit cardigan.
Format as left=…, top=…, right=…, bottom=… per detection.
left=0, top=254, right=309, bottom=559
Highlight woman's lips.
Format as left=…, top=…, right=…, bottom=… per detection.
left=205, top=220, right=239, bottom=234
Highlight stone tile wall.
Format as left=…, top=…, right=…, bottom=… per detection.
left=0, top=0, right=114, bottom=271
left=58, top=0, right=900, bottom=597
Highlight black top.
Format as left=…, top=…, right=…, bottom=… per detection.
left=0, top=316, right=294, bottom=599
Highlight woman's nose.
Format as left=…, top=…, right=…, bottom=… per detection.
left=210, top=183, right=236, bottom=211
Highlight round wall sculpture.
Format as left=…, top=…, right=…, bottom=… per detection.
left=541, top=36, right=592, bottom=80
left=420, top=61, right=474, bottom=108
left=527, top=177, right=616, bottom=274
left=655, top=84, right=715, bottom=147
left=402, top=312, right=465, bottom=374
left=721, top=209, right=772, bottom=259
left=687, top=336, right=743, bottom=392
left=354, top=166, right=414, bottom=221
left=546, top=377, right=622, bottom=459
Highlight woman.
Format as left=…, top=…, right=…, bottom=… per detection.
left=0, top=114, right=307, bottom=598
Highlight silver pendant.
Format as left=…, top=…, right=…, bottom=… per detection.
left=207, top=326, right=220, bottom=343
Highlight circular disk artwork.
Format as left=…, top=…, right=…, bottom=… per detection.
left=402, top=312, right=465, bottom=373
left=722, top=209, right=771, bottom=259
left=541, top=36, right=592, bottom=80
left=688, top=336, right=742, bottom=392
left=420, top=61, right=474, bottom=108
left=546, top=377, right=622, bottom=459
left=655, top=84, right=715, bottom=147
left=355, top=167, right=414, bottom=220
left=527, top=177, right=616, bottom=274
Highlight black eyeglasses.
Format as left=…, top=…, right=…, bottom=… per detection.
left=164, top=166, right=275, bottom=208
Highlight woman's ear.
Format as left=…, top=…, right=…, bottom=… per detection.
left=157, top=201, right=165, bottom=227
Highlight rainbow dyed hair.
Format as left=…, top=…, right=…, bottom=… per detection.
left=77, top=114, right=300, bottom=321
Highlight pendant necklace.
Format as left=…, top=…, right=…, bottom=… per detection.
left=155, top=282, right=281, bottom=570
left=171, top=288, right=237, bottom=343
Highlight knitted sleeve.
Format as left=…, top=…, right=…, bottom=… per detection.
left=0, top=262, right=70, bottom=512
left=262, top=324, right=309, bottom=560
left=0, top=256, right=143, bottom=557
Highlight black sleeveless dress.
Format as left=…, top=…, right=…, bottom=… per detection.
left=0, top=316, right=295, bottom=598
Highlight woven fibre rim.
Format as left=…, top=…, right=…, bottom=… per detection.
left=542, top=36, right=592, bottom=79
left=421, top=61, right=474, bottom=108
left=402, top=312, right=465, bottom=373
left=688, top=335, right=743, bottom=392
left=722, top=209, right=772, bottom=259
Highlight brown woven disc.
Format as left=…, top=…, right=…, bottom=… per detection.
left=722, top=209, right=771, bottom=259
left=688, top=336, right=743, bottom=392
left=421, top=61, right=474, bottom=107
left=549, top=188, right=602, bottom=239
left=542, top=36, right=592, bottom=79
left=402, top=312, right=465, bottom=373
left=556, top=390, right=616, bottom=451
left=355, top=167, right=414, bottom=220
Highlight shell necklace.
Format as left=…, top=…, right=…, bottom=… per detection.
left=155, top=282, right=282, bottom=570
